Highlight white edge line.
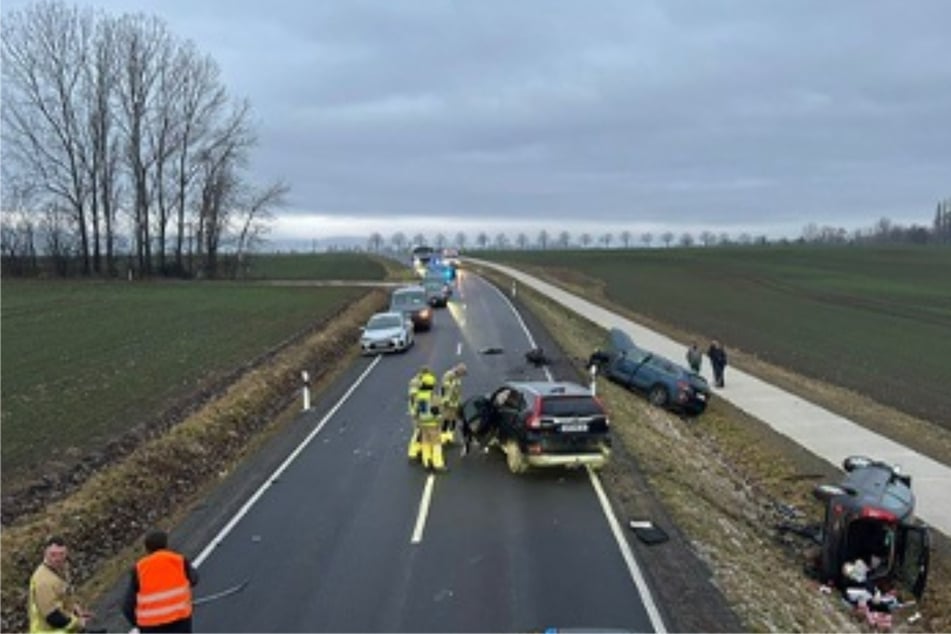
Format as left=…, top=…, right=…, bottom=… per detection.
left=193, top=355, right=383, bottom=567
left=588, top=467, right=668, bottom=634
left=410, top=474, right=436, bottom=544
left=489, top=269, right=665, bottom=632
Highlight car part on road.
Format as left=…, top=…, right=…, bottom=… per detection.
left=193, top=578, right=250, bottom=607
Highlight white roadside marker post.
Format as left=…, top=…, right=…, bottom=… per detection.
left=302, top=370, right=311, bottom=411
left=589, top=363, right=598, bottom=396
left=511, top=280, right=517, bottom=298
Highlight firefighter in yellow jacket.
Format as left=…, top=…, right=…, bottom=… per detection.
left=414, top=374, right=446, bottom=471
left=407, top=366, right=436, bottom=460
left=28, top=536, right=92, bottom=633
left=440, top=363, right=467, bottom=445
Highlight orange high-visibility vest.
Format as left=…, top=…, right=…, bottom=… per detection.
left=135, top=551, right=192, bottom=627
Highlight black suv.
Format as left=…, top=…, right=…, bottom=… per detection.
left=460, top=381, right=611, bottom=474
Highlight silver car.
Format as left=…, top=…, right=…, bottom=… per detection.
left=360, top=311, right=414, bottom=355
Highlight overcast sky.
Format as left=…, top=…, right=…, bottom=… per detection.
left=4, top=1, right=950, bottom=242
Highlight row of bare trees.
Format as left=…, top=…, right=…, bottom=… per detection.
left=1, top=1, right=286, bottom=278
left=367, top=229, right=774, bottom=252
left=365, top=203, right=950, bottom=253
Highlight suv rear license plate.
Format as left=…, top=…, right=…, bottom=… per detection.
left=561, top=423, right=588, bottom=433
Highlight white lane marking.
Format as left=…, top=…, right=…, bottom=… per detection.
left=588, top=467, right=667, bottom=633
left=485, top=270, right=665, bottom=632
left=193, top=355, right=383, bottom=567
left=488, top=279, right=553, bottom=382
left=411, top=474, right=436, bottom=544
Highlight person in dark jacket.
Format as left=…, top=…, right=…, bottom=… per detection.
left=708, top=340, right=728, bottom=388
left=122, top=531, right=199, bottom=633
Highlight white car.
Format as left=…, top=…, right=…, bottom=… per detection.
left=360, top=311, right=414, bottom=355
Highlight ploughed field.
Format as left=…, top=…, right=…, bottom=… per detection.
left=0, top=279, right=367, bottom=492
left=481, top=245, right=951, bottom=428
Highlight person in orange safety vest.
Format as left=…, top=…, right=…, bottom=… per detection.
left=122, top=530, right=199, bottom=633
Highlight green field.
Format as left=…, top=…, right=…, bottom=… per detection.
left=481, top=246, right=951, bottom=426
left=245, top=252, right=386, bottom=280
left=0, top=280, right=365, bottom=485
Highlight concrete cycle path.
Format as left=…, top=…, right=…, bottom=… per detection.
left=470, top=258, right=951, bottom=537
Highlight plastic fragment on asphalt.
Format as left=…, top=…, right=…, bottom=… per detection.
left=628, top=520, right=670, bottom=545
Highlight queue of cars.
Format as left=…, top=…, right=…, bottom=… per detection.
left=359, top=248, right=458, bottom=355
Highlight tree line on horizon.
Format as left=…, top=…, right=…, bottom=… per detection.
left=1, top=0, right=286, bottom=279
left=363, top=201, right=951, bottom=253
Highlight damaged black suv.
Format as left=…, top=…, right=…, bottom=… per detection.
left=459, top=381, right=611, bottom=474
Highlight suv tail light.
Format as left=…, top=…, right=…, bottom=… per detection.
left=593, top=395, right=609, bottom=426
left=861, top=507, right=898, bottom=522
left=526, top=395, right=542, bottom=429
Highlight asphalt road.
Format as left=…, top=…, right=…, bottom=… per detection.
left=172, top=270, right=663, bottom=632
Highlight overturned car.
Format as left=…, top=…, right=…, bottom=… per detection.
left=811, top=456, right=930, bottom=600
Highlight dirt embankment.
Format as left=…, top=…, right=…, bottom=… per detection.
left=480, top=266, right=950, bottom=633
left=0, top=290, right=387, bottom=634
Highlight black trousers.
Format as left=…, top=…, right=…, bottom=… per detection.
left=139, top=617, right=193, bottom=633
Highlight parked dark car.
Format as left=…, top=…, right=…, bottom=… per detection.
left=812, top=456, right=929, bottom=599
left=459, top=381, right=611, bottom=474
left=389, top=286, right=432, bottom=331
left=422, top=274, right=452, bottom=307
left=590, top=328, right=710, bottom=415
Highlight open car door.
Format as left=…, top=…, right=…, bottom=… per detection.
left=460, top=395, right=491, bottom=440
left=897, top=523, right=930, bottom=600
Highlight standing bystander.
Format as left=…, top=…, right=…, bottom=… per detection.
left=708, top=340, right=728, bottom=388
left=686, top=342, right=703, bottom=373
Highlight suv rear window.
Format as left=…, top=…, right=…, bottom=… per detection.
left=540, top=396, right=603, bottom=417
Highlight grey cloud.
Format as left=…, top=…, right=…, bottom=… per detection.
left=4, top=0, right=950, bottom=232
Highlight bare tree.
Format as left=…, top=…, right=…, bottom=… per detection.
left=536, top=229, right=549, bottom=250
left=579, top=233, right=592, bottom=248
left=493, top=232, right=509, bottom=249
left=661, top=231, right=674, bottom=247
left=171, top=46, right=227, bottom=275
left=557, top=231, right=571, bottom=248
left=232, top=180, right=287, bottom=274
left=2, top=2, right=95, bottom=273
left=641, top=232, right=653, bottom=247
left=699, top=230, right=715, bottom=247
left=411, top=232, right=426, bottom=247
left=475, top=231, right=489, bottom=249
left=599, top=232, right=613, bottom=248
left=454, top=231, right=467, bottom=249
left=679, top=232, right=694, bottom=247
left=434, top=232, right=446, bottom=249
left=718, top=232, right=731, bottom=246
left=516, top=232, right=529, bottom=249
left=367, top=232, right=383, bottom=252
left=390, top=231, right=407, bottom=251
left=620, top=230, right=631, bottom=248
left=114, top=13, right=176, bottom=275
